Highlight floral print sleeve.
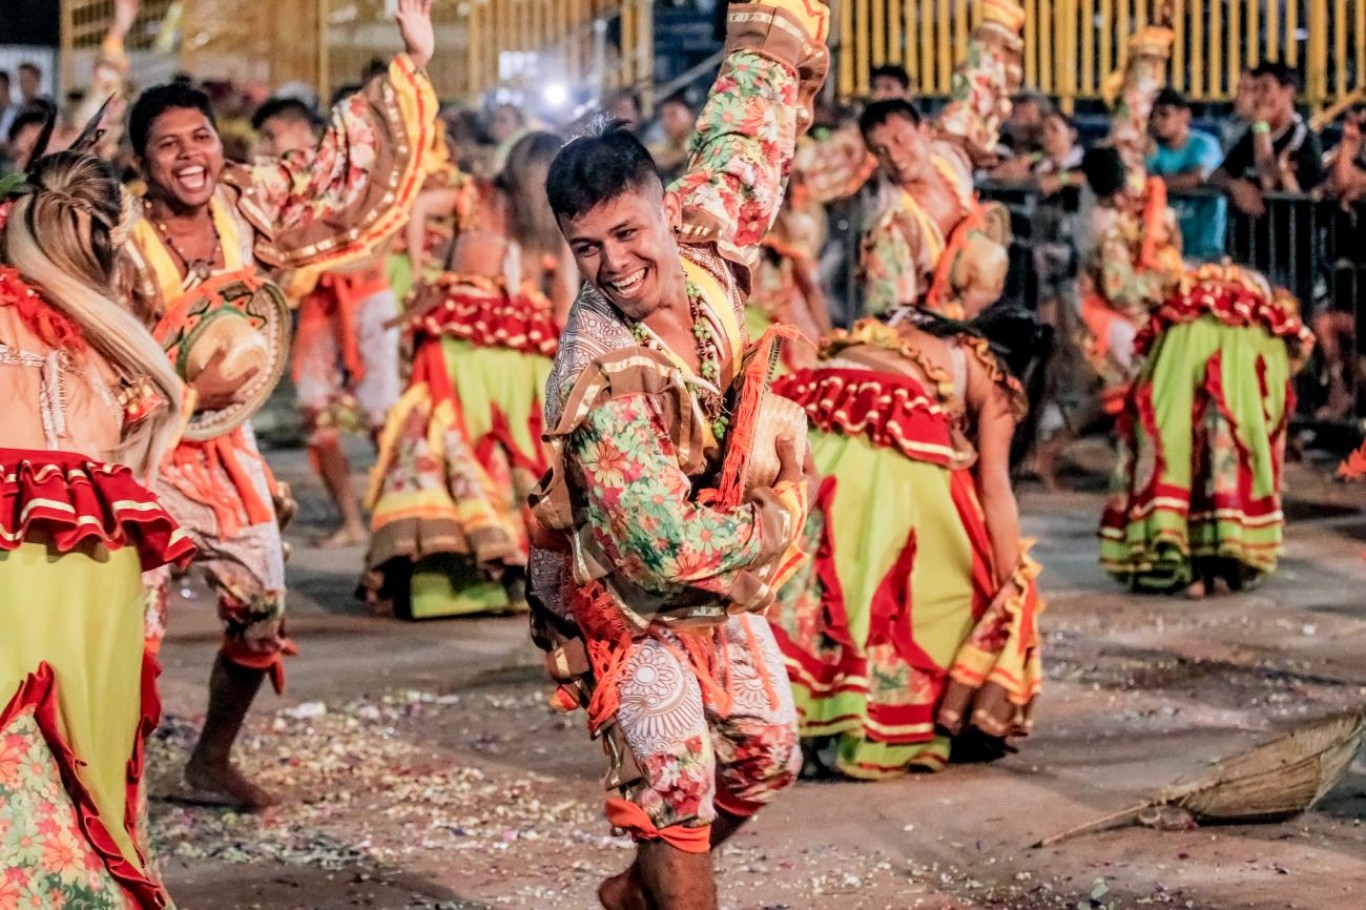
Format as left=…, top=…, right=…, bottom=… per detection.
left=568, top=394, right=780, bottom=599
left=669, top=0, right=832, bottom=268
left=244, top=54, right=438, bottom=272
left=1107, top=27, right=1174, bottom=190
left=1097, top=224, right=1166, bottom=316
left=670, top=50, right=801, bottom=269
left=934, top=2, right=1024, bottom=155
left=860, top=204, right=922, bottom=316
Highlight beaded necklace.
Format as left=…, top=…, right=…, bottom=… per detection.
left=629, top=275, right=730, bottom=440
left=144, top=198, right=222, bottom=282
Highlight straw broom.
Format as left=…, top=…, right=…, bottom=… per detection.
left=1033, top=711, right=1366, bottom=848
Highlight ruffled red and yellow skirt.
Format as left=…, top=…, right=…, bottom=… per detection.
left=770, top=368, right=1044, bottom=779
left=0, top=449, right=194, bottom=909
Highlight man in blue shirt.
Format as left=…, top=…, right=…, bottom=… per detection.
left=1148, top=89, right=1227, bottom=261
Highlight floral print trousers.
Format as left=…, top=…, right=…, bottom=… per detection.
left=613, top=614, right=802, bottom=836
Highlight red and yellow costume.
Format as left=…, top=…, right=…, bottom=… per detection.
left=0, top=268, right=194, bottom=908
left=771, top=319, right=1043, bottom=776
left=858, top=0, right=1023, bottom=317
left=362, top=267, right=560, bottom=616
left=528, top=0, right=828, bottom=850
left=123, top=54, right=437, bottom=683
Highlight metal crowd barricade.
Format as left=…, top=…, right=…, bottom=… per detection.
left=971, top=182, right=1366, bottom=419
left=1215, top=191, right=1366, bottom=420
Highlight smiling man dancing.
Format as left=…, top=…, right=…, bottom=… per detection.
left=120, top=0, right=439, bottom=807
left=527, top=2, right=829, bottom=907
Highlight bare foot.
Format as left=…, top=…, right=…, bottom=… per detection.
left=598, top=865, right=651, bottom=910
left=1210, top=576, right=1233, bottom=597
left=1184, top=579, right=1206, bottom=600
left=312, top=523, right=369, bottom=550
left=183, top=759, right=278, bottom=811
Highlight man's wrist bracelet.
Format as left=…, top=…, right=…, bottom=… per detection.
left=1251, top=121, right=1271, bottom=135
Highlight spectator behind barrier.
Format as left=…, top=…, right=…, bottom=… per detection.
left=1211, top=60, right=1323, bottom=218
left=990, top=110, right=1083, bottom=199
left=1148, top=88, right=1227, bottom=261
left=648, top=92, right=697, bottom=185
left=1219, top=69, right=1257, bottom=154
left=871, top=64, right=913, bottom=101
left=0, top=71, right=15, bottom=153
left=1314, top=105, right=1366, bottom=419
left=1000, top=90, right=1052, bottom=158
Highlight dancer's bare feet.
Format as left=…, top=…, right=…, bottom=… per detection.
left=1184, top=579, right=1207, bottom=600
left=313, top=522, right=369, bottom=549
left=183, top=758, right=278, bottom=810
left=598, top=863, right=653, bottom=910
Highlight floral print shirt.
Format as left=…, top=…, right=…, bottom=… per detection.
left=569, top=394, right=773, bottom=601
left=534, top=4, right=821, bottom=628
left=859, top=16, right=1019, bottom=315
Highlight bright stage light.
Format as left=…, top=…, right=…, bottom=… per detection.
left=543, top=83, right=570, bottom=108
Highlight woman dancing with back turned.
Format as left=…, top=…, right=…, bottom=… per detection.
left=0, top=145, right=194, bottom=906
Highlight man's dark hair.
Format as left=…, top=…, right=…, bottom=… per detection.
left=7, top=108, right=48, bottom=145
left=545, top=121, right=661, bottom=222
left=1011, top=89, right=1053, bottom=111
left=330, top=84, right=362, bottom=108
left=659, top=91, right=691, bottom=112
left=129, top=82, right=218, bottom=157
left=1252, top=60, right=1301, bottom=92
left=859, top=98, right=921, bottom=140
left=251, top=96, right=322, bottom=132
left=1153, top=88, right=1191, bottom=111
left=870, top=64, right=911, bottom=91
left=1082, top=146, right=1127, bottom=199
left=362, top=57, right=389, bottom=85
left=0, top=71, right=9, bottom=86
left=1046, top=111, right=1080, bottom=134
left=17, top=63, right=40, bottom=76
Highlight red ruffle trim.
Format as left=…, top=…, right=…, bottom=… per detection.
left=773, top=368, right=955, bottom=466
left=1137, top=273, right=1314, bottom=359
left=0, top=449, right=197, bottom=571
left=1, top=661, right=172, bottom=909
left=0, top=266, right=89, bottom=353
left=407, top=278, right=560, bottom=357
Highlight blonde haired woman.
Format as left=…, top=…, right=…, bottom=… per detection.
left=0, top=149, right=193, bottom=908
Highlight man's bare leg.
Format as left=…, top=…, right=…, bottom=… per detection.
left=599, top=811, right=745, bottom=910
left=637, top=841, right=717, bottom=910
left=185, top=655, right=277, bottom=809
left=311, top=434, right=368, bottom=548
left=598, top=859, right=654, bottom=910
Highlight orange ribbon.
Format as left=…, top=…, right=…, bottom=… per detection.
left=604, top=798, right=712, bottom=854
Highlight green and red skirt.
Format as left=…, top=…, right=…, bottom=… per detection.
left=1100, top=264, right=1314, bottom=591
left=1, top=449, right=196, bottom=908
left=363, top=277, right=557, bottom=617
left=770, top=367, right=1043, bottom=778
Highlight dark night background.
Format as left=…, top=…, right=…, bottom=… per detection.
left=4, top=0, right=61, bottom=45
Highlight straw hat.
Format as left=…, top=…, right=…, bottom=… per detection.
left=154, top=275, right=291, bottom=441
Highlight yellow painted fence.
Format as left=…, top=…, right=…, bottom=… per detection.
left=63, top=2, right=1361, bottom=111
left=837, top=0, right=1364, bottom=110
left=61, top=0, right=648, bottom=107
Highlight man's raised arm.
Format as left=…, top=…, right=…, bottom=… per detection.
left=669, top=0, right=830, bottom=271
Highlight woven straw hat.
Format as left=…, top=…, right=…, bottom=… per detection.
left=154, top=274, right=291, bottom=441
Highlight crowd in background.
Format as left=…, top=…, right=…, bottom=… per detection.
left=4, top=52, right=1363, bottom=419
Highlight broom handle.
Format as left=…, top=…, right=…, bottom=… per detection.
left=1030, top=802, right=1150, bottom=849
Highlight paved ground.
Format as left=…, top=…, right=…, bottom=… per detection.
left=147, top=438, right=1366, bottom=910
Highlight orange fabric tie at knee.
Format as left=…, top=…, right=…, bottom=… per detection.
left=221, top=636, right=299, bottom=695
left=605, top=797, right=712, bottom=854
